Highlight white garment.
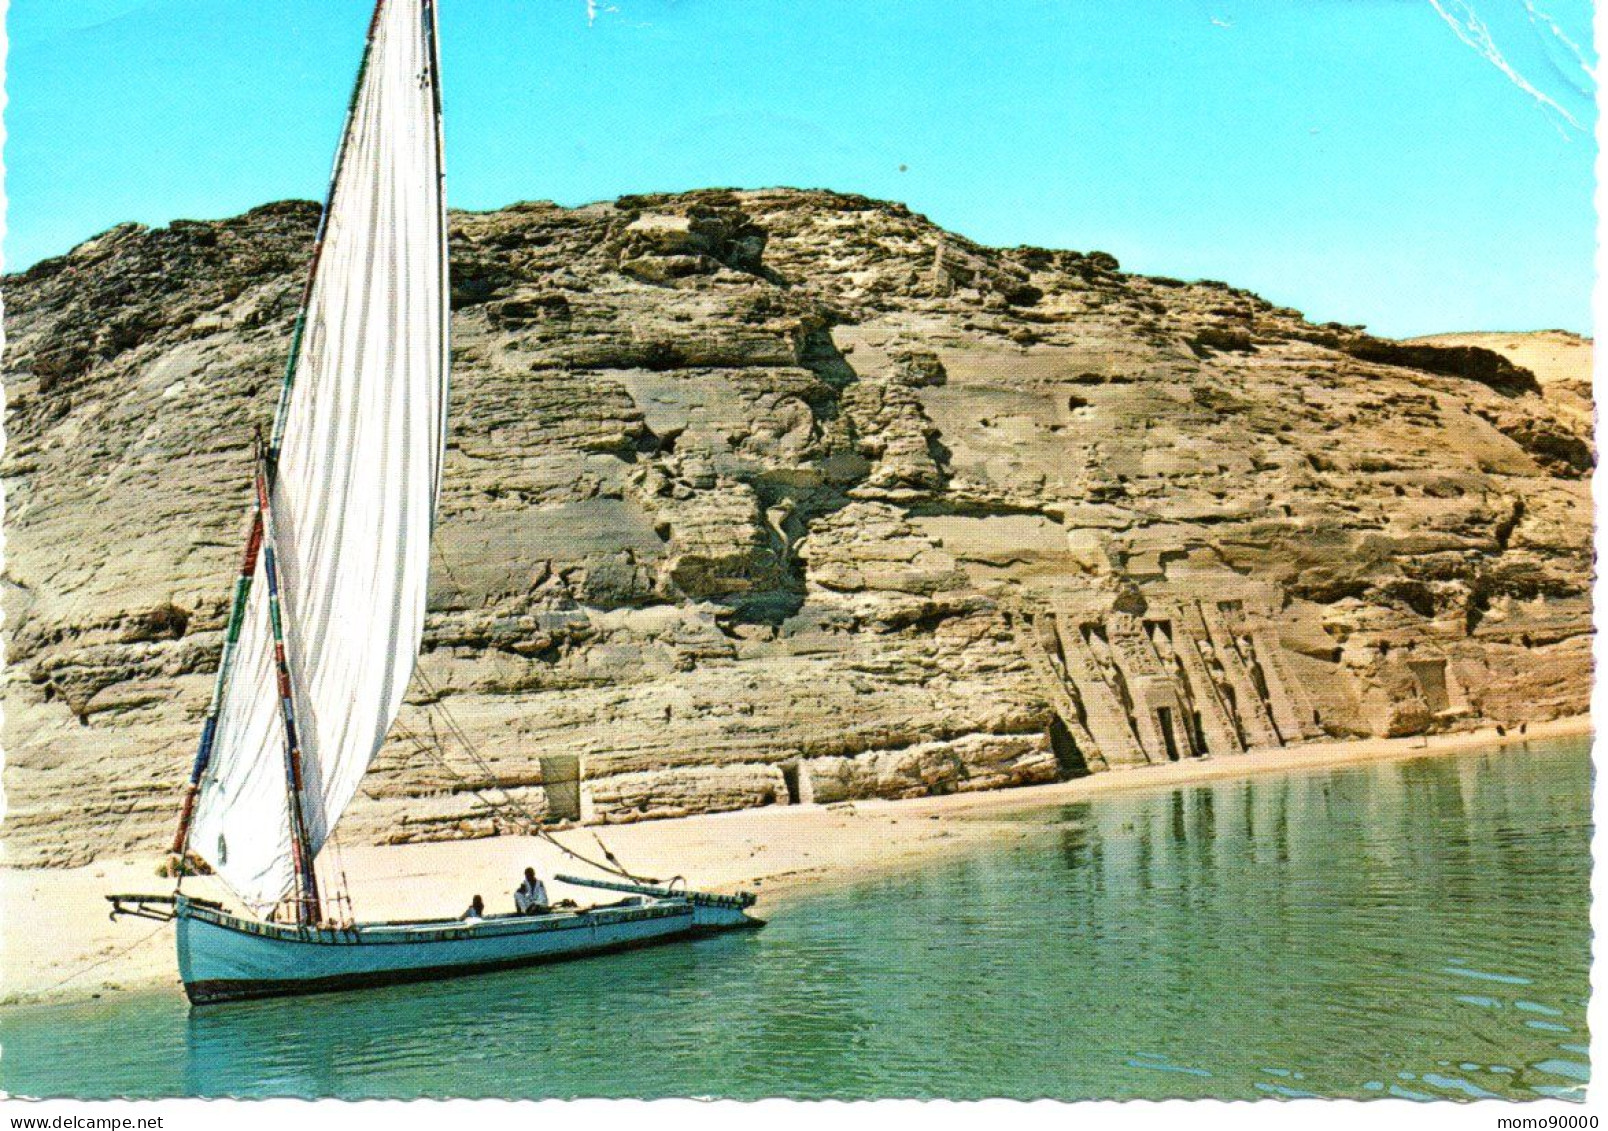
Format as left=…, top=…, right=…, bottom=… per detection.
left=515, top=878, right=549, bottom=913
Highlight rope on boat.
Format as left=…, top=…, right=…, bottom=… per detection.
left=320, top=829, right=359, bottom=927
left=409, top=542, right=661, bottom=886
left=540, top=830, right=657, bottom=887
left=394, top=679, right=660, bottom=886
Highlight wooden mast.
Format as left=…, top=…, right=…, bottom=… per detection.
left=254, top=440, right=322, bottom=925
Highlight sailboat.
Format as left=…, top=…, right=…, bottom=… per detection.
left=107, top=0, right=760, bottom=1006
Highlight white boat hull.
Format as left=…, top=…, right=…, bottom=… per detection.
left=169, top=892, right=759, bottom=1005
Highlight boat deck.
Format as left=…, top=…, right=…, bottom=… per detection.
left=107, top=882, right=762, bottom=1005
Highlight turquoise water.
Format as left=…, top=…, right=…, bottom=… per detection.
left=1, top=736, right=1591, bottom=1100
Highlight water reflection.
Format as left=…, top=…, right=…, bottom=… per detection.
left=1, top=736, right=1591, bottom=1101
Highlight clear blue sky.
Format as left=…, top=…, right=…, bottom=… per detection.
left=7, top=0, right=1597, bottom=337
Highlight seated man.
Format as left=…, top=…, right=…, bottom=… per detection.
left=463, top=894, right=485, bottom=920
left=514, top=867, right=550, bottom=915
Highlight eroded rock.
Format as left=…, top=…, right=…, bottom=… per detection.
left=2, top=188, right=1591, bottom=867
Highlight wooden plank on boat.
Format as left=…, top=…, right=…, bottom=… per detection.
left=555, top=873, right=757, bottom=909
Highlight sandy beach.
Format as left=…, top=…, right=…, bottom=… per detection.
left=1, top=715, right=1589, bottom=1009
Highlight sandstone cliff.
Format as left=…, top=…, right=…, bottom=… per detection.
left=3, top=189, right=1593, bottom=866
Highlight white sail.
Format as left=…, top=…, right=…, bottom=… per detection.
left=191, top=0, right=449, bottom=913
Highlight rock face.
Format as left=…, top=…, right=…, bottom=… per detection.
left=3, top=190, right=1593, bottom=867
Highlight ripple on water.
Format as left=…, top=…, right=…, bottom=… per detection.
left=1390, top=1085, right=1436, bottom=1100
left=1515, top=1000, right=1564, bottom=1016
left=1440, top=965, right=1532, bottom=985
left=1534, top=1085, right=1589, bottom=1100
left=1421, top=1073, right=1499, bottom=1099
left=0, top=735, right=1590, bottom=1102
left=1534, top=1059, right=1591, bottom=1083
left=1125, top=1055, right=1211, bottom=1078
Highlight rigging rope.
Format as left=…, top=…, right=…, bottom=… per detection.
left=393, top=684, right=659, bottom=885
left=322, top=829, right=358, bottom=926
left=406, top=530, right=660, bottom=886
left=43, top=920, right=169, bottom=994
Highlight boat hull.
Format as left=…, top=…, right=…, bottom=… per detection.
left=174, top=894, right=758, bottom=1005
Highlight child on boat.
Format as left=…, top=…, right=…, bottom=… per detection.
left=463, top=894, right=485, bottom=920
